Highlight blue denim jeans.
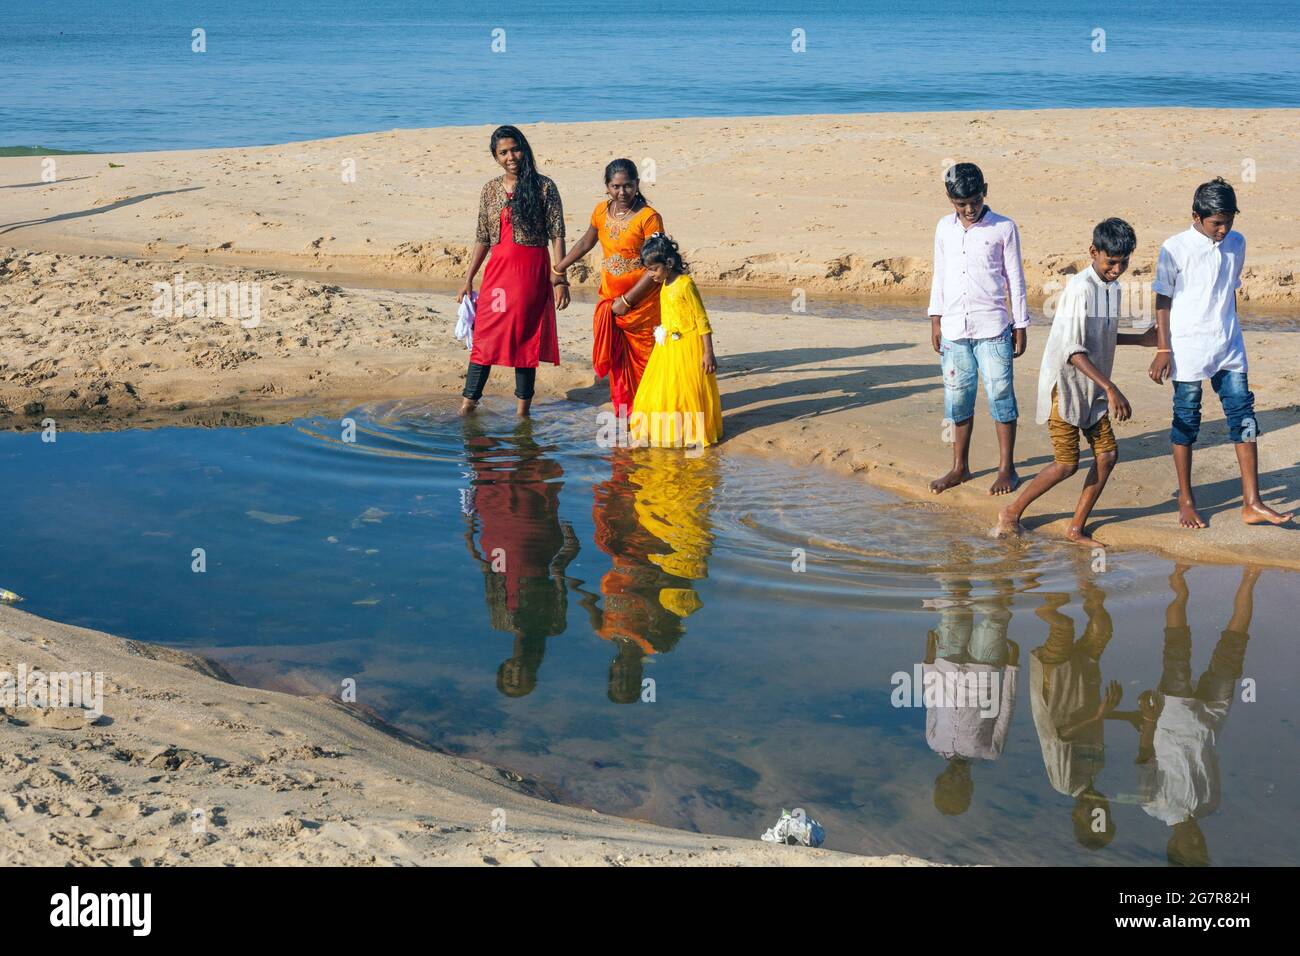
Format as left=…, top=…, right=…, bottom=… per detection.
left=1170, top=370, right=1257, bottom=446
left=940, top=326, right=1018, bottom=425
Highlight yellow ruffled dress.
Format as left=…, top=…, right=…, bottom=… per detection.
left=630, top=274, right=723, bottom=448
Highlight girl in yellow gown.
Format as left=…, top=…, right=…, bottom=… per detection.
left=621, top=233, right=723, bottom=448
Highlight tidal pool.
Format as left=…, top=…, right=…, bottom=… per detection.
left=1, top=398, right=1295, bottom=865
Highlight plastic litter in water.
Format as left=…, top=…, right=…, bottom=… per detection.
left=760, top=809, right=825, bottom=848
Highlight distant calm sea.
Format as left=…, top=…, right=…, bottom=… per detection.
left=2, top=0, right=1299, bottom=153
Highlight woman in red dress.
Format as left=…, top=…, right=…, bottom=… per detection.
left=457, top=125, right=569, bottom=417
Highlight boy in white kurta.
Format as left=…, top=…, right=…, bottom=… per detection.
left=995, top=219, right=1154, bottom=546
left=1148, top=177, right=1292, bottom=530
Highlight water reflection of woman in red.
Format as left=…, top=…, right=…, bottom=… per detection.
left=462, top=420, right=579, bottom=697
left=579, top=449, right=718, bottom=703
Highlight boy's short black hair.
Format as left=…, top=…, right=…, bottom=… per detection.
left=1192, top=177, right=1239, bottom=218
left=944, top=162, right=986, bottom=200
left=1092, top=217, right=1137, bottom=257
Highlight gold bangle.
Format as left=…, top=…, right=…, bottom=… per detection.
left=551, top=265, right=567, bottom=275
left=1157, top=349, right=1173, bottom=353
left=619, top=295, right=632, bottom=309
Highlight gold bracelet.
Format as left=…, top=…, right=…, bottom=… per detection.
left=551, top=265, right=567, bottom=275
left=619, top=295, right=632, bottom=310
left=1156, top=349, right=1173, bottom=353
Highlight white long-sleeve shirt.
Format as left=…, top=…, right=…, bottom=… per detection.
left=923, top=660, right=1020, bottom=760
left=928, top=209, right=1030, bottom=341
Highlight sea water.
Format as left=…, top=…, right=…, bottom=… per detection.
left=3, top=0, right=1299, bottom=153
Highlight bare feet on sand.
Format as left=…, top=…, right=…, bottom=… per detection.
left=930, top=467, right=973, bottom=494
left=1065, top=526, right=1103, bottom=548
left=458, top=398, right=478, bottom=416
left=1177, top=498, right=1207, bottom=529
left=988, top=469, right=1020, bottom=496
left=991, top=506, right=1022, bottom=538
left=1243, top=502, right=1293, bottom=526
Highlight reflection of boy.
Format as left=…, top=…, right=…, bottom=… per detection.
left=1136, top=565, right=1257, bottom=866
left=1029, top=588, right=1132, bottom=850
left=922, top=582, right=1020, bottom=815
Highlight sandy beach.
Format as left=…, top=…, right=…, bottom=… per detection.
left=3, top=108, right=1299, bottom=864
left=4, top=108, right=1299, bottom=303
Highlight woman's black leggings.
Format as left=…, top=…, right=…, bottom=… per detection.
left=463, top=362, right=536, bottom=401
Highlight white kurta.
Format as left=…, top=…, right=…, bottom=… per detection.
left=1036, top=266, right=1122, bottom=427
left=1152, top=227, right=1247, bottom=382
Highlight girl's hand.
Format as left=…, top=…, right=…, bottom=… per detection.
left=554, top=283, right=570, bottom=311
left=456, top=281, right=473, bottom=303
left=702, top=349, right=717, bottom=375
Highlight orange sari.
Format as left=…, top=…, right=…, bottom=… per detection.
left=590, top=201, right=663, bottom=412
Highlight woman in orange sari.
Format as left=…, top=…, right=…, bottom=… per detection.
left=552, top=159, right=663, bottom=414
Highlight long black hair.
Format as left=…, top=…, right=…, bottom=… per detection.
left=640, top=232, right=689, bottom=274
left=604, top=158, right=648, bottom=210
left=490, top=125, right=546, bottom=237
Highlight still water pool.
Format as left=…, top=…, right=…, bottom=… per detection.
left=1, top=398, right=1296, bottom=865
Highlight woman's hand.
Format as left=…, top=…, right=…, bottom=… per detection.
left=554, top=283, right=570, bottom=311
left=612, top=296, right=628, bottom=316
left=456, top=281, right=473, bottom=303
left=702, top=347, right=717, bottom=375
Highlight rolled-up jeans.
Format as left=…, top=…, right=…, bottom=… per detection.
left=1170, top=369, right=1256, bottom=446
left=940, top=326, right=1018, bottom=425
left=463, top=362, right=536, bottom=401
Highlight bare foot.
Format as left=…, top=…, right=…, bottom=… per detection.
left=1065, top=526, right=1103, bottom=548
left=516, top=399, right=532, bottom=418
left=930, top=467, right=973, bottom=495
left=991, top=506, right=1023, bottom=539
left=988, top=469, right=1021, bottom=496
left=1177, top=499, right=1207, bottom=529
left=458, top=398, right=479, bottom=416
left=1242, top=502, right=1293, bottom=526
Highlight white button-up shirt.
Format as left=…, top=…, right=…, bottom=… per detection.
left=928, top=209, right=1030, bottom=341
left=922, top=659, right=1019, bottom=760
left=1152, top=227, right=1247, bottom=382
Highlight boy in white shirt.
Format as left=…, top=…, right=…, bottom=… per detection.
left=1148, top=177, right=1292, bottom=529
left=928, top=163, right=1030, bottom=497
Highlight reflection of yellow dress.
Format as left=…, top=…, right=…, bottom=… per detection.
left=631, top=274, right=723, bottom=448
left=633, top=453, right=717, bottom=584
